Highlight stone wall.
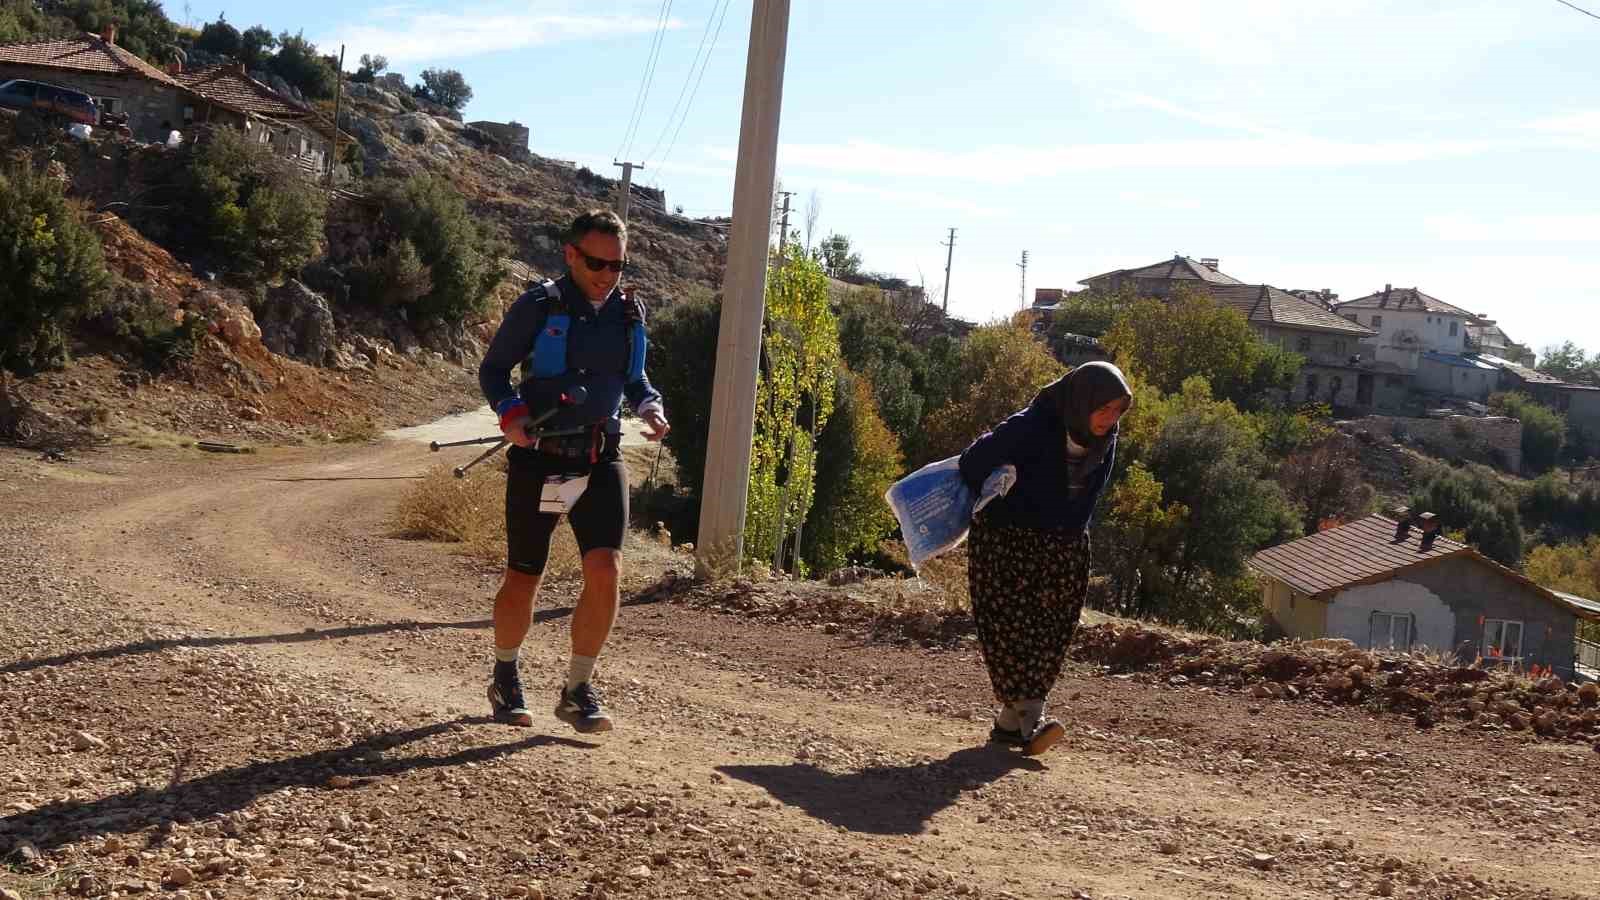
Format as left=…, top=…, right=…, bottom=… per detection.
left=1340, top=414, right=1523, bottom=473
left=467, top=120, right=529, bottom=158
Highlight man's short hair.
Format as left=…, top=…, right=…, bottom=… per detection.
left=567, top=209, right=627, bottom=246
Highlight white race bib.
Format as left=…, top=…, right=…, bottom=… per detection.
left=539, top=474, right=591, bottom=515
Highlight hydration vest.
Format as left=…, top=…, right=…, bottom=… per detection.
left=521, top=279, right=647, bottom=384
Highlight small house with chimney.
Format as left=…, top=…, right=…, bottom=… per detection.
left=1249, top=512, right=1600, bottom=677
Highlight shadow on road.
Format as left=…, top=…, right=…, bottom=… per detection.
left=717, top=745, right=1043, bottom=835
left=0, top=717, right=596, bottom=853
left=2, top=579, right=677, bottom=676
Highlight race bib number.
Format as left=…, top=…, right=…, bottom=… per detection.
left=539, top=474, right=590, bottom=515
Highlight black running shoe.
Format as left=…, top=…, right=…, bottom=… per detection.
left=488, top=666, right=533, bottom=727
left=554, top=682, right=613, bottom=734
left=988, top=723, right=1026, bottom=748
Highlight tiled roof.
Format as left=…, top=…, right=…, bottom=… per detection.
left=0, top=33, right=180, bottom=87
left=1202, top=284, right=1376, bottom=337
left=1251, top=514, right=1600, bottom=620
left=1335, top=287, right=1475, bottom=317
left=177, top=65, right=308, bottom=120
left=1078, top=255, right=1245, bottom=287
left=1249, top=514, right=1466, bottom=598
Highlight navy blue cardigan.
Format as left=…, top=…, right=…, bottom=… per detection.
left=957, top=394, right=1117, bottom=533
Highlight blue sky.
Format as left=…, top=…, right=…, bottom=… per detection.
left=191, top=0, right=1600, bottom=355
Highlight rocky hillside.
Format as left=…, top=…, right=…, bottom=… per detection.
left=334, top=84, right=728, bottom=308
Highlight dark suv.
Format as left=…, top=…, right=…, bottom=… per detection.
left=0, top=79, right=99, bottom=126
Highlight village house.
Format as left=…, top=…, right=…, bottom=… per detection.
left=0, top=27, right=337, bottom=171
left=1077, top=254, right=1243, bottom=297
left=1478, top=353, right=1600, bottom=445
left=175, top=64, right=338, bottom=173
left=1199, top=283, right=1384, bottom=410
left=0, top=26, right=187, bottom=142
left=1250, top=512, right=1600, bottom=678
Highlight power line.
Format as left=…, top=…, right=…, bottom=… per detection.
left=648, top=0, right=733, bottom=172
left=642, top=0, right=729, bottom=166
left=1555, top=0, right=1600, bottom=19
left=616, top=0, right=675, bottom=161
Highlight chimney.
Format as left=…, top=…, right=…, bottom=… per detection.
left=1391, top=506, right=1412, bottom=541
left=1418, top=512, right=1440, bottom=551
left=102, top=23, right=117, bottom=45
left=1200, top=257, right=1220, bottom=270
left=166, top=60, right=182, bottom=75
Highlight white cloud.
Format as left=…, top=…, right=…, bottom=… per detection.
left=1425, top=215, right=1600, bottom=243
left=707, top=133, right=1563, bottom=184
left=1526, top=110, right=1600, bottom=144
left=325, top=9, right=683, bottom=64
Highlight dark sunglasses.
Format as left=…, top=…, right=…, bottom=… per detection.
left=572, top=247, right=626, bottom=273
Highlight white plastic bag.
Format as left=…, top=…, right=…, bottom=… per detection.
left=885, top=458, right=1017, bottom=570
left=885, top=456, right=971, bottom=569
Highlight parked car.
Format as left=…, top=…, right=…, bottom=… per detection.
left=0, top=79, right=98, bottom=126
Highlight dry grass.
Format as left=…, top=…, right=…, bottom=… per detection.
left=392, top=461, right=582, bottom=579
left=332, top=416, right=382, bottom=444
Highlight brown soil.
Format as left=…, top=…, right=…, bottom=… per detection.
left=4, top=439, right=1600, bottom=900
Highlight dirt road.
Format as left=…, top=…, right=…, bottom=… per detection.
left=3, top=439, right=1599, bottom=900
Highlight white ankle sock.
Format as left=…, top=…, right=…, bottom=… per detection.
left=566, top=654, right=598, bottom=690
left=494, top=646, right=520, bottom=664
left=995, top=704, right=1022, bottom=730
left=1018, top=699, right=1046, bottom=735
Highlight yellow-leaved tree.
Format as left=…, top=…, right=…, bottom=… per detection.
left=744, top=248, right=840, bottom=570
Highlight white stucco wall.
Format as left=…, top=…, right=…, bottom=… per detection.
left=1348, top=307, right=1469, bottom=363
left=1327, top=581, right=1456, bottom=652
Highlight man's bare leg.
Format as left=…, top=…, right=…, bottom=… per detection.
left=488, top=568, right=541, bottom=726
left=555, top=549, right=621, bottom=733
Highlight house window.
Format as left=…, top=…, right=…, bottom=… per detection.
left=1306, top=373, right=1320, bottom=396
left=1371, top=315, right=1383, bottom=328
left=1370, top=612, right=1412, bottom=651
left=1450, top=321, right=1459, bottom=337
left=1297, top=336, right=1312, bottom=353
left=96, top=96, right=121, bottom=115
left=1483, top=619, right=1523, bottom=663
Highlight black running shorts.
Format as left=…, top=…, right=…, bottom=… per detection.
left=504, top=446, right=628, bottom=575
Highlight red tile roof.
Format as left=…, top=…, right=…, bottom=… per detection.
left=1249, top=514, right=1465, bottom=598
left=0, top=33, right=180, bottom=87
left=1202, top=284, right=1376, bottom=337
left=176, top=65, right=307, bottom=121
left=1251, top=514, right=1600, bottom=619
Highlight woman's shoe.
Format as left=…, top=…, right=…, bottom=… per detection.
left=987, top=723, right=1026, bottom=748
left=1023, top=718, right=1065, bottom=756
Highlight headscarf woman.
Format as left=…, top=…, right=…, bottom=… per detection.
left=956, top=362, right=1133, bottom=755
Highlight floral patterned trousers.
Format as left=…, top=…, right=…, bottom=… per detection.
left=967, top=519, right=1090, bottom=703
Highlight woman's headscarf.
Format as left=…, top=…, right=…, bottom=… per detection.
left=1055, top=361, right=1133, bottom=456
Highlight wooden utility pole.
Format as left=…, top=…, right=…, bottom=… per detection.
left=941, top=227, right=956, bottom=314
left=328, top=44, right=345, bottom=187
left=613, top=159, right=644, bottom=223
left=696, top=0, right=792, bottom=579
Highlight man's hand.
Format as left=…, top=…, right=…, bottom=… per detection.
left=502, top=415, right=537, bottom=448
left=642, top=411, right=670, bottom=442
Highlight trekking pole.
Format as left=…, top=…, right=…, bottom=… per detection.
left=449, top=386, right=588, bottom=479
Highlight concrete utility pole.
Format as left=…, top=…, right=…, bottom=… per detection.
left=696, top=0, right=792, bottom=579
left=1017, top=250, right=1029, bottom=312
left=775, top=190, right=794, bottom=256
left=613, top=160, right=644, bottom=223
left=941, top=227, right=956, bottom=314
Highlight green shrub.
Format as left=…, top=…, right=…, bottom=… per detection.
left=99, top=284, right=206, bottom=372
left=802, top=369, right=904, bottom=573
left=647, top=288, right=720, bottom=505
left=183, top=128, right=327, bottom=280
left=1410, top=462, right=1525, bottom=566
left=0, top=164, right=112, bottom=374
left=368, top=176, right=505, bottom=323
left=1489, top=391, right=1566, bottom=473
